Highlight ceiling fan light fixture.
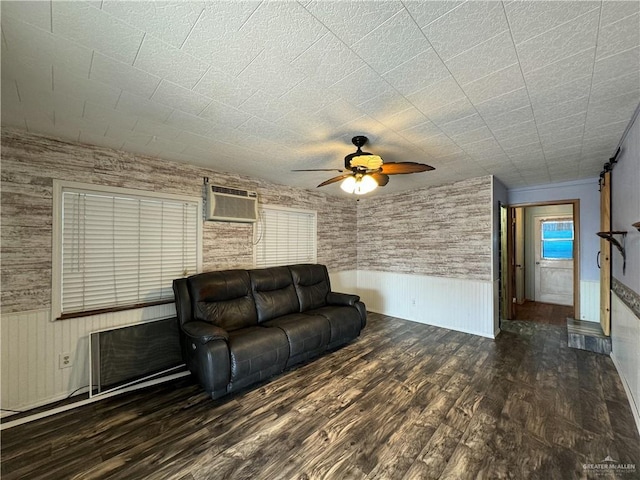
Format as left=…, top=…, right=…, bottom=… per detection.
left=297, top=135, right=434, bottom=190
left=340, top=174, right=378, bottom=195
left=340, top=175, right=357, bottom=193
left=357, top=174, right=378, bottom=194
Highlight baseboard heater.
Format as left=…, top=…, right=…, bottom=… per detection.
left=90, top=317, right=186, bottom=397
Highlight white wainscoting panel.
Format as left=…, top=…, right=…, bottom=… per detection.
left=329, top=269, right=357, bottom=294
left=1, top=304, right=176, bottom=412
left=610, top=293, right=640, bottom=435
left=579, top=280, right=600, bottom=322
left=356, top=270, right=495, bottom=338
left=493, top=279, right=501, bottom=337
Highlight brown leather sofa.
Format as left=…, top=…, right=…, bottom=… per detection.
left=173, top=264, right=366, bottom=399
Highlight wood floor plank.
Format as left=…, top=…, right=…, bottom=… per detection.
left=2, top=313, right=639, bottom=479
left=403, top=423, right=464, bottom=480
left=367, top=402, right=439, bottom=479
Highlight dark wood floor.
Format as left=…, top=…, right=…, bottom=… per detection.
left=514, top=300, right=574, bottom=326
left=2, top=313, right=639, bottom=480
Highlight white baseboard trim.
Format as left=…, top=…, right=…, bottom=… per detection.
left=1, top=371, right=191, bottom=430
left=3, top=390, right=86, bottom=418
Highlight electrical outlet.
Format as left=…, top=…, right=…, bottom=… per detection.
left=59, top=353, right=72, bottom=369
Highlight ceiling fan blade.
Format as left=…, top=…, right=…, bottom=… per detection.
left=371, top=173, right=390, bottom=186
left=317, top=173, right=353, bottom=187
left=380, top=162, right=435, bottom=174
left=292, top=168, right=345, bottom=172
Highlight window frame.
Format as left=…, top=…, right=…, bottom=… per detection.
left=52, top=180, right=202, bottom=320
left=253, top=204, right=317, bottom=269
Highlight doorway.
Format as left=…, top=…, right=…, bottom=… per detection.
left=502, top=200, right=580, bottom=320
left=533, top=216, right=574, bottom=306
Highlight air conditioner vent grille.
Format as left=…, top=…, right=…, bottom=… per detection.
left=206, top=185, right=258, bottom=223
left=211, top=185, right=256, bottom=197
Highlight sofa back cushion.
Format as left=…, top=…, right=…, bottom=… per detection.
left=289, top=264, right=330, bottom=311
left=188, top=270, right=257, bottom=331
left=249, top=267, right=300, bottom=323
left=173, top=278, right=192, bottom=327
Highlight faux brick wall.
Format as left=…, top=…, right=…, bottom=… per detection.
left=1, top=128, right=357, bottom=314
left=356, top=176, right=493, bottom=281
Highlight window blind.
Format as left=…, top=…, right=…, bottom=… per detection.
left=60, top=189, right=199, bottom=316
left=254, top=206, right=317, bottom=268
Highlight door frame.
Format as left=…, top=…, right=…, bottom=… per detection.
left=500, top=203, right=509, bottom=321
left=514, top=207, right=525, bottom=304
left=504, top=199, right=581, bottom=320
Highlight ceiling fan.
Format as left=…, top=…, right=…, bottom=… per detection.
left=293, top=136, right=434, bottom=194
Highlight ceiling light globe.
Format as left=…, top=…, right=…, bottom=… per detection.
left=354, top=174, right=378, bottom=195
left=340, top=176, right=357, bottom=193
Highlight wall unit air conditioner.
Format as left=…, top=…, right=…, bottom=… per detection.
left=206, top=185, right=258, bottom=223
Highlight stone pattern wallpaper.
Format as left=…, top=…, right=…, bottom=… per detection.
left=613, top=277, right=640, bottom=320
left=1, top=129, right=357, bottom=314
left=356, top=176, right=493, bottom=281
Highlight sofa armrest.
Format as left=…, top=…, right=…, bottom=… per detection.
left=182, top=321, right=229, bottom=345
left=327, top=291, right=360, bottom=306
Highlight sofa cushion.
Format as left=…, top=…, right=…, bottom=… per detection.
left=173, top=278, right=192, bottom=328
left=289, top=264, right=330, bottom=311
left=227, top=326, right=289, bottom=384
left=263, top=313, right=330, bottom=362
left=305, top=305, right=362, bottom=348
left=249, top=267, right=300, bottom=323
left=188, top=270, right=257, bottom=331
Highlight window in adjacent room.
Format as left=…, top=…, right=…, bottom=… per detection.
left=254, top=205, right=317, bottom=268
left=52, top=180, right=202, bottom=320
left=540, top=219, right=574, bottom=260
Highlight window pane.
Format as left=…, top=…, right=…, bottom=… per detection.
left=540, top=220, right=574, bottom=259
left=542, top=240, right=573, bottom=259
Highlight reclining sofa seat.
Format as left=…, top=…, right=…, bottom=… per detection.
left=289, top=264, right=366, bottom=349
left=173, top=264, right=366, bottom=399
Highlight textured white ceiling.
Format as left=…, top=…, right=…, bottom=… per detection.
left=1, top=0, right=639, bottom=195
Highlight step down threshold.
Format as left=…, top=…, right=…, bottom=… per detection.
left=567, top=318, right=611, bottom=355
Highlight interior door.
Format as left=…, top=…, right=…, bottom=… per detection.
left=514, top=207, right=525, bottom=304
left=600, top=172, right=611, bottom=335
left=534, top=216, right=574, bottom=306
